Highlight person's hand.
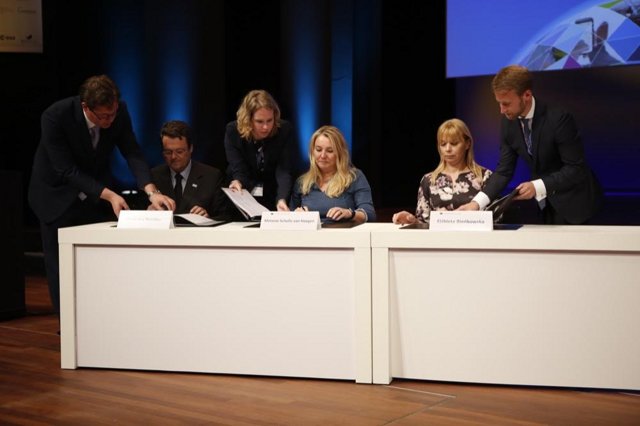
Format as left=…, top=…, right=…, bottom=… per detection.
left=100, top=188, right=129, bottom=217
left=229, top=180, right=243, bottom=192
left=392, top=211, right=416, bottom=225
left=276, top=199, right=289, bottom=211
left=189, top=205, right=209, bottom=217
left=456, top=201, right=480, bottom=211
left=326, top=207, right=353, bottom=221
left=109, top=194, right=129, bottom=217
left=295, top=206, right=308, bottom=212
left=514, top=182, right=536, bottom=200
left=149, top=193, right=176, bottom=211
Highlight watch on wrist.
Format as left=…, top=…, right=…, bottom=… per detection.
left=348, top=208, right=355, bottom=220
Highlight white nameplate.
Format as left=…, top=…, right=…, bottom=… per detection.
left=430, top=210, right=493, bottom=231
left=260, top=211, right=321, bottom=230
left=117, top=210, right=174, bottom=229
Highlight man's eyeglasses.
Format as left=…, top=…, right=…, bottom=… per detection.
left=89, top=105, right=119, bottom=121
left=162, top=148, right=188, bottom=157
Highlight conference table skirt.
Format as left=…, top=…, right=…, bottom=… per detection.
left=59, top=222, right=640, bottom=389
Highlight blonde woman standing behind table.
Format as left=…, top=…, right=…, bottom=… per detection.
left=393, top=118, right=492, bottom=225
left=224, top=90, right=294, bottom=211
left=289, top=125, right=376, bottom=224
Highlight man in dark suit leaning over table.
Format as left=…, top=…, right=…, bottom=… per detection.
left=28, top=75, right=175, bottom=313
left=458, top=65, right=602, bottom=224
left=150, top=120, right=226, bottom=218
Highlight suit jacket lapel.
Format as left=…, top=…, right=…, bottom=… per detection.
left=510, top=120, right=533, bottom=167
left=531, top=103, right=547, bottom=165
left=73, top=99, right=98, bottom=157
left=160, top=166, right=173, bottom=197
left=183, top=163, right=200, bottom=200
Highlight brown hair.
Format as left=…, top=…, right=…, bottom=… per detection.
left=491, top=65, right=533, bottom=96
left=79, top=75, right=120, bottom=109
left=160, top=120, right=193, bottom=147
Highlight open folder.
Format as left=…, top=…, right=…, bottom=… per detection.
left=222, top=188, right=270, bottom=221
left=173, top=213, right=228, bottom=227
left=485, top=188, right=519, bottom=223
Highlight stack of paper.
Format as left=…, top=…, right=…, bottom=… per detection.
left=222, top=188, right=270, bottom=221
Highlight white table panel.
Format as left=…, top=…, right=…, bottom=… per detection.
left=372, top=224, right=640, bottom=390
left=75, top=246, right=356, bottom=379
left=60, top=222, right=377, bottom=383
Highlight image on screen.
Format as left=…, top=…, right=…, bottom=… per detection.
left=447, top=0, right=640, bottom=77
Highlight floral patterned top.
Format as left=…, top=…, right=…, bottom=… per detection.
left=415, top=168, right=492, bottom=223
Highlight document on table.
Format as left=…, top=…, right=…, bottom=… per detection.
left=173, top=213, right=227, bottom=227
left=222, top=188, right=270, bottom=220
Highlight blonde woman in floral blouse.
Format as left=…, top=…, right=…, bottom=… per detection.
left=392, top=118, right=492, bottom=225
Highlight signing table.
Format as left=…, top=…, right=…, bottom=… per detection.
left=59, top=222, right=640, bottom=390
left=371, top=224, right=640, bottom=389
left=59, top=222, right=376, bottom=383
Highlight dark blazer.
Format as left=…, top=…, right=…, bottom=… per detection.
left=483, top=100, right=602, bottom=224
left=28, top=96, right=151, bottom=223
left=151, top=161, right=225, bottom=217
left=224, top=120, right=294, bottom=210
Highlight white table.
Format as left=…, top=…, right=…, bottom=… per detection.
left=371, top=224, right=640, bottom=390
left=60, top=222, right=640, bottom=390
left=59, top=222, right=376, bottom=383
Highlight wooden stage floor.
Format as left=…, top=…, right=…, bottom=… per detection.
left=1, top=275, right=639, bottom=425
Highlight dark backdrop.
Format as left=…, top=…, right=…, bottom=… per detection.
left=1, top=0, right=638, bottom=229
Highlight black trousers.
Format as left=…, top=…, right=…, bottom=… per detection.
left=40, top=198, right=114, bottom=313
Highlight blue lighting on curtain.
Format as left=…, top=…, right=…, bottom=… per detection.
left=161, top=59, right=191, bottom=122
left=102, top=1, right=196, bottom=188
left=293, top=70, right=318, bottom=164
left=151, top=3, right=194, bottom=168
left=288, top=2, right=323, bottom=167
left=103, top=1, right=145, bottom=188
left=286, top=1, right=355, bottom=166
left=331, top=2, right=353, bottom=150
left=157, top=3, right=193, bottom=124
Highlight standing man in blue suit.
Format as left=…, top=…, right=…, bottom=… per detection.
left=150, top=120, right=226, bottom=218
left=459, top=65, right=602, bottom=224
left=28, top=75, right=175, bottom=313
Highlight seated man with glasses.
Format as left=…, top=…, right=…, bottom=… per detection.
left=149, top=120, right=226, bottom=218
left=28, top=74, right=175, bottom=314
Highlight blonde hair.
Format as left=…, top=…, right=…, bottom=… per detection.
left=299, top=125, right=356, bottom=198
left=430, top=118, right=484, bottom=185
left=235, top=90, right=281, bottom=140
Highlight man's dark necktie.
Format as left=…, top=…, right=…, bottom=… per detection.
left=174, top=173, right=183, bottom=207
left=90, top=126, right=100, bottom=150
left=520, top=118, right=532, bottom=156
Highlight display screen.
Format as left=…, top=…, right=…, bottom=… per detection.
left=447, top=0, right=640, bottom=77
